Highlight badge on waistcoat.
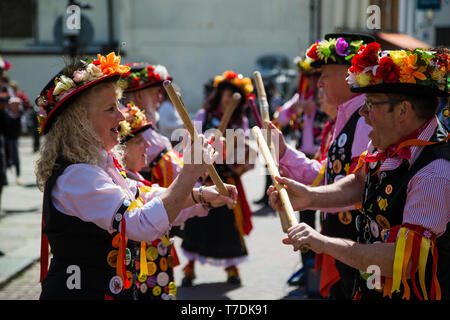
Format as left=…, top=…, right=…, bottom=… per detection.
left=338, top=211, right=352, bottom=225
left=337, top=133, right=347, bottom=147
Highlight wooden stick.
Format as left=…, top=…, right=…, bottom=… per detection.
left=163, top=80, right=230, bottom=199
left=217, top=92, right=241, bottom=135
left=251, top=126, right=308, bottom=252
left=253, top=71, right=271, bottom=126
left=253, top=71, right=277, bottom=162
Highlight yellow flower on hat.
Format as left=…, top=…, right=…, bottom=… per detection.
left=389, top=50, right=408, bottom=66
left=356, top=72, right=372, bottom=87
left=118, top=120, right=132, bottom=138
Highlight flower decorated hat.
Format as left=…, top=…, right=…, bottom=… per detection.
left=35, top=52, right=130, bottom=135
left=118, top=102, right=153, bottom=143
left=293, top=55, right=321, bottom=76
left=348, top=45, right=450, bottom=97
left=213, top=70, right=254, bottom=100
left=306, top=33, right=375, bottom=68
left=118, top=63, right=172, bottom=93
left=0, top=56, right=12, bottom=71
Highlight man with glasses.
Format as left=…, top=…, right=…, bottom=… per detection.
left=269, top=33, right=374, bottom=299
left=267, top=47, right=450, bottom=300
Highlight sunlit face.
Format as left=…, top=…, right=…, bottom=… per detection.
left=359, top=93, right=398, bottom=150
left=124, top=133, right=151, bottom=172
left=317, top=64, right=353, bottom=107
left=86, top=83, right=125, bottom=151
left=141, top=86, right=163, bottom=110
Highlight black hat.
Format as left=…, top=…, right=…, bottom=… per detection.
left=306, top=32, right=376, bottom=68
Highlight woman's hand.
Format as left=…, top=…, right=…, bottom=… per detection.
left=182, top=133, right=218, bottom=176
left=266, top=175, right=311, bottom=212
left=199, top=183, right=238, bottom=209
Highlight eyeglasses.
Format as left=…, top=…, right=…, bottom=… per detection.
left=363, top=99, right=405, bottom=112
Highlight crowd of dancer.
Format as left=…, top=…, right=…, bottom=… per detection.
left=21, top=30, right=449, bottom=300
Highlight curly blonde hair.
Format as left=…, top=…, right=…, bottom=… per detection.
left=35, top=81, right=122, bottom=191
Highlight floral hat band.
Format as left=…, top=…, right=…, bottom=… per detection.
left=306, top=33, right=375, bottom=68
left=213, top=70, right=254, bottom=100
left=293, top=55, right=320, bottom=76
left=347, top=45, right=450, bottom=97
left=118, top=63, right=172, bottom=93
left=35, top=52, right=130, bottom=135
left=118, top=102, right=152, bottom=143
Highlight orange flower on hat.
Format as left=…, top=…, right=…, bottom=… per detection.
left=97, top=52, right=130, bottom=76
left=399, top=53, right=426, bottom=84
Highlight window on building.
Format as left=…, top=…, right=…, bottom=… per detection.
left=0, top=0, right=34, bottom=38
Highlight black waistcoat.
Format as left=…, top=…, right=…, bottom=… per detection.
left=322, top=108, right=362, bottom=240
left=356, top=121, right=450, bottom=300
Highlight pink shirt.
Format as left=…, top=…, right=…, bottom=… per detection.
left=276, top=93, right=318, bottom=156
left=366, top=117, right=450, bottom=236
left=280, top=94, right=371, bottom=185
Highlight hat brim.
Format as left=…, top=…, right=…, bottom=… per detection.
left=123, top=80, right=164, bottom=93
left=41, top=73, right=121, bottom=134
left=351, top=83, right=449, bottom=98
left=120, top=123, right=153, bottom=143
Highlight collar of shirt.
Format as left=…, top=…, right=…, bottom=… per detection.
left=103, top=150, right=136, bottom=200
left=371, top=117, right=438, bottom=172
left=332, top=94, right=365, bottom=141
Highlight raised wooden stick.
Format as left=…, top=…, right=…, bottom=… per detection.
left=217, top=92, right=241, bottom=135
left=251, top=126, right=308, bottom=252
left=253, top=71, right=277, bottom=162
left=163, top=80, right=231, bottom=200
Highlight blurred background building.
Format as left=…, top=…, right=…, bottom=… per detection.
left=0, top=0, right=449, bottom=112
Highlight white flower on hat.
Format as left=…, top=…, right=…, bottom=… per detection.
left=86, top=63, right=103, bottom=80
left=53, top=75, right=75, bottom=96
left=154, top=65, right=169, bottom=80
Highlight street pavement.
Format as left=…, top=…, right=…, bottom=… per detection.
left=0, top=136, right=314, bottom=300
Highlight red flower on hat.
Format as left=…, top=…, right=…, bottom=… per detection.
left=46, top=87, right=55, bottom=102
left=351, top=42, right=380, bottom=73
left=130, top=77, right=141, bottom=88
left=307, top=43, right=319, bottom=61
left=376, top=57, right=400, bottom=83
left=223, top=70, right=238, bottom=80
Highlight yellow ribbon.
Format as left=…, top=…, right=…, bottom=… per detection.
left=139, top=241, right=148, bottom=279
left=392, top=227, right=407, bottom=293
left=159, top=157, right=168, bottom=188
left=418, top=236, right=431, bottom=300
left=311, top=160, right=326, bottom=187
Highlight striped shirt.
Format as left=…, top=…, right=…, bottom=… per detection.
left=366, top=116, right=450, bottom=236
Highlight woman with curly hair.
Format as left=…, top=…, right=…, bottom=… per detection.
left=35, top=53, right=237, bottom=300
